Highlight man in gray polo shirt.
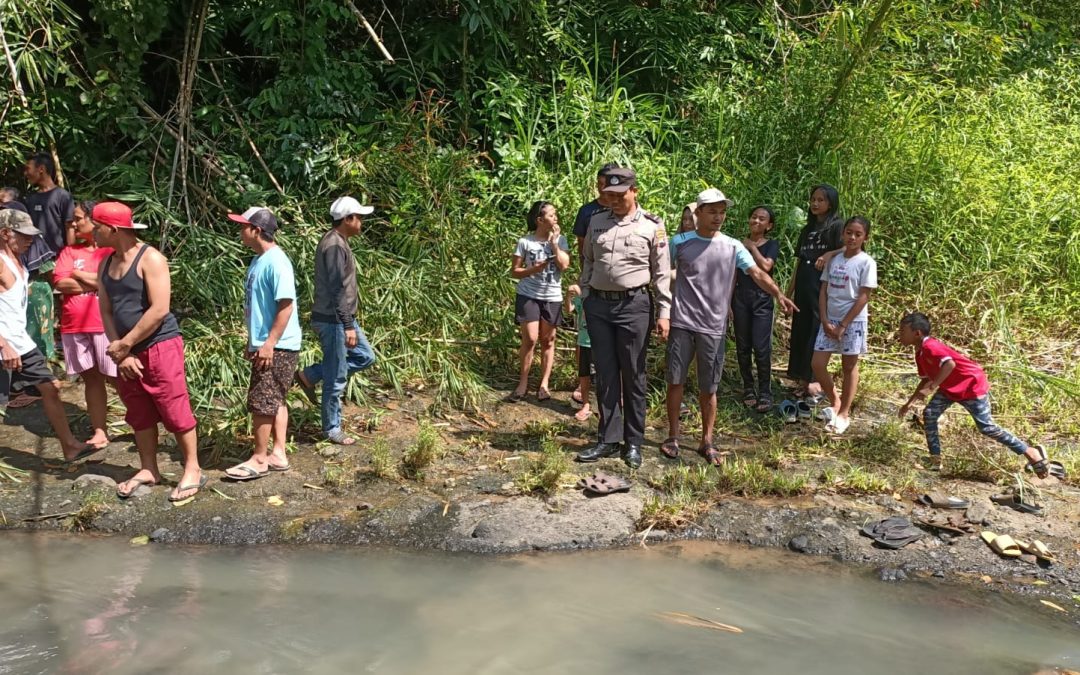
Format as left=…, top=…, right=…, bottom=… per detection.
left=662, top=188, right=796, bottom=465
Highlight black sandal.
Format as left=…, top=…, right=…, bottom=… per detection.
left=742, top=390, right=757, bottom=408
left=755, top=396, right=773, bottom=413
left=660, top=437, right=680, bottom=459
left=700, top=444, right=727, bottom=466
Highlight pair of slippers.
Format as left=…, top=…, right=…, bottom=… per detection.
left=576, top=471, right=631, bottom=496
left=980, top=531, right=1055, bottom=562
left=861, top=516, right=925, bottom=549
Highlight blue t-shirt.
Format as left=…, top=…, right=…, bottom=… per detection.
left=245, top=246, right=302, bottom=351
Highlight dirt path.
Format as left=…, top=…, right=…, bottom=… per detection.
left=1, top=381, right=1078, bottom=617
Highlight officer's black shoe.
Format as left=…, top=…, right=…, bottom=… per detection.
left=576, top=442, right=622, bottom=463
left=623, top=444, right=643, bottom=469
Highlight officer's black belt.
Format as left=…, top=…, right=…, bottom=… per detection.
left=592, top=286, right=648, bottom=301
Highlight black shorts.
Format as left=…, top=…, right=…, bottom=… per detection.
left=578, top=346, right=595, bottom=378
left=1, top=347, right=56, bottom=406
left=515, top=294, right=563, bottom=326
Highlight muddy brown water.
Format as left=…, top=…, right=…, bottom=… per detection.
left=1, top=534, right=1078, bottom=674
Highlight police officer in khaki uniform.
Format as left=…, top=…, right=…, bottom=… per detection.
left=576, top=168, right=671, bottom=468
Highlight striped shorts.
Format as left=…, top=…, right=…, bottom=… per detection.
left=62, top=332, right=118, bottom=378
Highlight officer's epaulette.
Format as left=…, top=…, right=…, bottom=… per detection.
left=642, top=211, right=662, bottom=224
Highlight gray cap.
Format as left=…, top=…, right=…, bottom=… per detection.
left=0, top=209, right=40, bottom=236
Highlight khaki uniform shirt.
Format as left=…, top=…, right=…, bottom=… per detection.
left=580, top=207, right=672, bottom=319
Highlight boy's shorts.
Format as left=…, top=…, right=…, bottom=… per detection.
left=247, top=349, right=299, bottom=417
left=62, top=332, right=118, bottom=378
left=577, top=346, right=595, bottom=378
left=115, top=336, right=197, bottom=434
left=0, top=347, right=56, bottom=406
left=666, top=327, right=725, bottom=394
left=814, top=320, right=868, bottom=356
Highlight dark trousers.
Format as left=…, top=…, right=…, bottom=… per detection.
left=787, top=261, right=821, bottom=383
left=732, top=285, right=774, bottom=397
left=584, top=292, right=651, bottom=446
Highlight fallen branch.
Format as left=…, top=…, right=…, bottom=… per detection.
left=344, top=0, right=395, bottom=62
left=23, top=511, right=78, bottom=522
left=207, top=63, right=285, bottom=195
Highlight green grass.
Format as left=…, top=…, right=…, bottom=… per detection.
left=367, top=437, right=396, bottom=480
left=401, top=420, right=445, bottom=479
left=514, top=435, right=572, bottom=496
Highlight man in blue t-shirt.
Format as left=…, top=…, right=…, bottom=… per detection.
left=225, top=207, right=302, bottom=480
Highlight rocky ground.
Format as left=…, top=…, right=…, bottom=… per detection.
left=1, top=380, right=1078, bottom=621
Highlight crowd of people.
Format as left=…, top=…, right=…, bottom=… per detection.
left=0, top=153, right=1065, bottom=504
left=508, top=163, right=1065, bottom=480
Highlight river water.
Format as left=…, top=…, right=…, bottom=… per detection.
left=0, top=533, right=1076, bottom=674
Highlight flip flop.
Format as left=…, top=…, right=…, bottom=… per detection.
left=268, top=461, right=291, bottom=473
left=915, top=514, right=973, bottom=537
left=168, top=473, right=209, bottom=502
left=223, top=464, right=269, bottom=482
left=981, top=531, right=1021, bottom=558
left=917, top=492, right=970, bottom=509
left=536, top=388, right=552, bottom=402
left=861, top=516, right=925, bottom=549
left=742, top=391, right=757, bottom=408
left=6, top=392, right=41, bottom=409
left=778, top=400, right=798, bottom=424
left=700, top=444, right=729, bottom=467
left=293, top=372, right=318, bottom=406
left=64, top=445, right=103, bottom=464
left=755, top=397, right=773, bottom=413
left=325, top=429, right=356, bottom=446
left=573, top=407, right=592, bottom=422
left=660, top=437, right=680, bottom=459
left=990, top=492, right=1043, bottom=515
left=503, top=392, right=527, bottom=404
left=571, top=391, right=584, bottom=406
left=116, top=476, right=158, bottom=499
left=818, top=406, right=836, bottom=424
left=827, top=416, right=851, bottom=435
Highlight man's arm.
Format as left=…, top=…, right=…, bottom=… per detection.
left=899, top=364, right=955, bottom=418
left=327, top=246, right=355, bottom=326
left=650, top=225, right=672, bottom=338
left=110, top=249, right=171, bottom=357
left=253, top=299, right=294, bottom=369
left=747, top=266, right=798, bottom=315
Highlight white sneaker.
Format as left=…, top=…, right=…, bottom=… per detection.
left=830, top=416, right=851, bottom=434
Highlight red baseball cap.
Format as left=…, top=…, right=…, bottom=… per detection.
left=92, top=202, right=148, bottom=229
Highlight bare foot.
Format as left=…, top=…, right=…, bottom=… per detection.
left=117, top=469, right=160, bottom=497
left=574, top=404, right=592, bottom=422
left=86, top=433, right=110, bottom=449
left=268, top=448, right=290, bottom=470
left=225, top=456, right=269, bottom=479
left=169, top=469, right=206, bottom=501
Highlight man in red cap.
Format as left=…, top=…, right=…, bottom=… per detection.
left=93, top=202, right=205, bottom=501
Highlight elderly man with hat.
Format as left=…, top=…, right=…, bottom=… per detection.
left=575, top=168, right=671, bottom=469
left=94, top=201, right=205, bottom=501
left=662, top=188, right=797, bottom=465
left=295, top=196, right=377, bottom=446
left=0, top=209, right=94, bottom=460
left=223, top=207, right=301, bottom=480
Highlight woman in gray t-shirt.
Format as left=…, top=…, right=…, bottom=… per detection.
left=508, top=201, right=569, bottom=402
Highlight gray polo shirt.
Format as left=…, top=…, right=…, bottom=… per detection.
left=669, top=231, right=756, bottom=336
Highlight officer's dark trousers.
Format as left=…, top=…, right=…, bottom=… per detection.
left=583, top=292, right=651, bottom=446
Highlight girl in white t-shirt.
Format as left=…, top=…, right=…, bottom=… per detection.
left=811, top=216, right=877, bottom=434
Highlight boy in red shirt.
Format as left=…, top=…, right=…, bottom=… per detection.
left=897, top=312, right=1063, bottom=478
left=52, top=200, right=116, bottom=449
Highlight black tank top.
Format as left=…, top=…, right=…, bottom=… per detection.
left=101, top=245, right=181, bottom=354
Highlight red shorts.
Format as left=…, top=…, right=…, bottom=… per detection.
left=116, top=336, right=197, bottom=434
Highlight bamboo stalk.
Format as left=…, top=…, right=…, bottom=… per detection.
left=0, top=13, right=28, bottom=107
left=207, top=63, right=285, bottom=195
left=343, top=0, right=395, bottom=62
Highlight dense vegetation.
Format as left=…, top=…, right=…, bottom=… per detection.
left=2, top=0, right=1078, bottom=430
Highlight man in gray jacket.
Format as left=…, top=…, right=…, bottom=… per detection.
left=295, top=196, right=376, bottom=445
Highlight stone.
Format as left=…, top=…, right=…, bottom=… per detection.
left=357, top=502, right=373, bottom=511
left=788, top=535, right=810, bottom=553
left=74, top=473, right=117, bottom=489
left=877, top=567, right=908, bottom=582
left=965, top=500, right=993, bottom=526
left=149, top=528, right=169, bottom=541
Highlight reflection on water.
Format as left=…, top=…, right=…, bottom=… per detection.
left=0, top=533, right=1077, bottom=674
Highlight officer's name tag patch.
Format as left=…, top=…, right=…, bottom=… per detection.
left=636, top=225, right=653, bottom=237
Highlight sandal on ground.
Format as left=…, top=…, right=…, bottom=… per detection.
left=914, top=514, right=973, bottom=536
left=571, top=391, right=584, bottom=406
left=168, top=473, right=209, bottom=502
left=503, top=391, right=527, bottom=404
left=980, top=531, right=1021, bottom=558
left=64, top=445, right=103, bottom=464
left=755, top=397, right=773, bottom=413
left=861, top=517, right=924, bottom=549
left=224, top=463, right=269, bottom=482
left=1017, top=539, right=1055, bottom=563
left=700, top=444, right=728, bottom=467
left=326, top=429, right=356, bottom=446
left=778, top=400, right=798, bottom=424
left=294, top=371, right=318, bottom=406
left=536, top=388, right=552, bottom=402
left=268, top=460, right=291, bottom=472
left=741, top=390, right=757, bottom=408
left=577, top=471, right=632, bottom=496
left=826, top=416, right=851, bottom=435
left=116, top=475, right=158, bottom=499
left=990, top=492, right=1043, bottom=515
left=917, top=492, right=970, bottom=509
left=791, top=385, right=808, bottom=399
left=7, top=392, right=41, bottom=409
left=660, top=437, right=680, bottom=459
left=573, top=406, right=592, bottom=422
left=796, top=400, right=813, bottom=419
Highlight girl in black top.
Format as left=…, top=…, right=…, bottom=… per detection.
left=786, top=184, right=842, bottom=399
left=733, top=206, right=781, bottom=411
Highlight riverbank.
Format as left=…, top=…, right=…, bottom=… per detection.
left=1, top=379, right=1078, bottom=616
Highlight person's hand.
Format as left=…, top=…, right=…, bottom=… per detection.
left=823, top=322, right=840, bottom=340
left=834, top=322, right=848, bottom=340
left=118, top=356, right=144, bottom=381
left=742, top=238, right=756, bottom=249
left=548, top=224, right=561, bottom=244
left=254, top=343, right=275, bottom=370
left=815, top=255, right=828, bottom=271
left=898, top=402, right=911, bottom=420
left=777, top=295, right=798, bottom=316
left=655, top=318, right=670, bottom=341
left=1, top=343, right=21, bottom=371
left=107, top=339, right=131, bottom=364
left=568, top=284, right=581, bottom=299
left=345, top=328, right=359, bottom=349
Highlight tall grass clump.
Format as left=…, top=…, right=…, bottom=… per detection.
left=401, top=420, right=445, bottom=479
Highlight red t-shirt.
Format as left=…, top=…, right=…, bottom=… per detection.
left=915, top=336, right=990, bottom=401
left=52, top=245, right=114, bottom=334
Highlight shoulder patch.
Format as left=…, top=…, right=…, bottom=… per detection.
left=642, top=211, right=662, bottom=224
